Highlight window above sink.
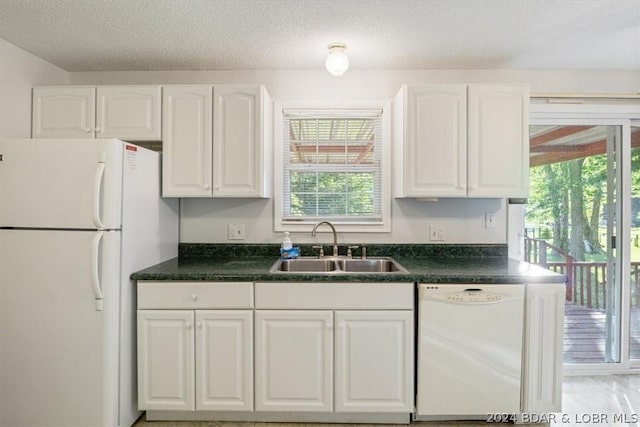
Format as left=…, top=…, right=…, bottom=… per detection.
left=273, top=102, right=392, bottom=233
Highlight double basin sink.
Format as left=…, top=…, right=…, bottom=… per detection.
left=270, top=256, right=409, bottom=275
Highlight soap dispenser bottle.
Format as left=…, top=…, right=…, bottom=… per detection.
left=280, top=232, right=298, bottom=259
left=281, top=232, right=293, bottom=250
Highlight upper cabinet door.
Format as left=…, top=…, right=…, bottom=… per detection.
left=96, top=86, right=161, bottom=140
left=467, top=84, right=530, bottom=198
left=212, top=85, right=271, bottom=198
left=32, top=86, right=96, bottom=138
left=162, top=85, right=213, bottom=197
left=402, top=84, right=467, bottom=197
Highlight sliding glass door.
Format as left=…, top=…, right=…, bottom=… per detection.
left=527, top=122, right=622, bottom=366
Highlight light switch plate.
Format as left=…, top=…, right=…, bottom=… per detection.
left=485, top=213, right=497, bottom=228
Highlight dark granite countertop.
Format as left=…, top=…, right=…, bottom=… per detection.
left=131, top=244, right=566, bottom=284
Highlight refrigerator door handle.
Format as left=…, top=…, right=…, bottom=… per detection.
left=91, top=231, right=104, bottom=311
left=93, top=162, right=106, bottom=229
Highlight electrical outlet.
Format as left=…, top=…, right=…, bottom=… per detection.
left=429, top=225, right=446, bottom=241
left=228, top=224, right=245, bottom=240
left=485, top=213, right=497, bottom=228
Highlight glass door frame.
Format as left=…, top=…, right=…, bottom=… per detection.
left=629, top=119, right=640, bottom=369
left=531, top=100, right=640, bottom=374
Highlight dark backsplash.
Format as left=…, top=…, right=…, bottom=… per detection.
left=179, top=243, right=508, bottom=259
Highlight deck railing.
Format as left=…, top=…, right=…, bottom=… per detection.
left=524, top=237, right=640, bottom=309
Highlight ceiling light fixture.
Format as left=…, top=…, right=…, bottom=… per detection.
left=325, top=43, right=349, bottom=76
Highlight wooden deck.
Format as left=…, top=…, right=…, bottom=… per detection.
left=564, top=303, right=640, bottom=363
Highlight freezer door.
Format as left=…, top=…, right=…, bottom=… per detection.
left=0, top=139, right=123, bottom=229
left=0, top=229, right=121, bottom=427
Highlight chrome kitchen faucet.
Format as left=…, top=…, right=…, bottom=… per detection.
left=311, top=220, right=339, bottom=257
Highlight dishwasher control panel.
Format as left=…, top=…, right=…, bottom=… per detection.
left=446, top=291, right=501, bottom=302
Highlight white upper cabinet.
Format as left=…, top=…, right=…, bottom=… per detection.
left=162, top=85, right=213, bottom=198
left=467, top=84, right=529, bottom=197
left=213, top=85, right=272, bottom=198
left=394, top=83, right=529, bottom=198
left=33, top=86, right=161, bottom=141
left=393, top=84, right=467, bottom=197
left=32, top=86, right=96, bottom=138
left=162, top=84, right=272, bottom=198
left=96, top=86, right=161, bottom=140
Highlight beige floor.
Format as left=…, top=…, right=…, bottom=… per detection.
left=133, top=374, right=640, bottom=427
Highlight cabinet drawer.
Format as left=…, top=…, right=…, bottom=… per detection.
left=255, top=282, right=413, bottom=309
left=137, top=281, right=253, bottom=309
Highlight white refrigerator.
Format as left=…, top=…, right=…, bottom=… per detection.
left=0, top=139, right=179, bottom=427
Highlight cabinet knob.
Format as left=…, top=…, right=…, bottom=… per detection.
left=326, top=322, right=333, bottom=330
left=191, top=294, right=198, bottom=301
left=204, top=184, right=210, bottom=190
left=197, top=321, right=203, bottom=329
left=338, top=321, right=345, bottom=328
left=84, top=128, right=92, bottom=133
left=185, top=321, right=192, bottom=329
left=95, top=127, right=102, bottom=133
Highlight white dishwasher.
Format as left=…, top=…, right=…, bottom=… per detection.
left=416, top=283, right=524, bottom=420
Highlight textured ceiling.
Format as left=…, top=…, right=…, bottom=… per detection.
left=1, top=0, right=639, bottom=72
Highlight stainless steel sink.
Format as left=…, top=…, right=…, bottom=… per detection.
left=269, top=256, right=408, bottom=274
left=336, top=258, right=407, bottom=273
left=274, top=258, right=338, bottom=272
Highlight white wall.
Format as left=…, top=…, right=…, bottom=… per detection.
left=69, top=68, right=640, bottom=245
left=0, top=39, right=69, bottom=138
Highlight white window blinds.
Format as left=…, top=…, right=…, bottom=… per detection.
left=282, top=109, right=383, bottom=223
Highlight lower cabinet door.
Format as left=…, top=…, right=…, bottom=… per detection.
left=255, top=310, right=333, bottom=412
left=137, top=310, right=195, bottom=411
left=196, top=310, right=253, bottom=411
left=334, top=310, right=414, bottom=412
left=523, top=283, right=564, bottom=413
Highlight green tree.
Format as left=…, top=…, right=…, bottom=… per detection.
left=528, top=155, right=608, bottom=261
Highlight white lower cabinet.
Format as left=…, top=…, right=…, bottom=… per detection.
left=254, top=309, right=414, bottom=414
left=196, top=310, right=253, bottom=411
left=138, top=310, right=195, bottom=411
left=137, top=281, right=254, bottom=412
left=255, top=310, right=334, bottom=412
left=522, top=282, right=565, bottom=414
left=138, top=309, right=253, bottom=411
left=138, top=281, right=415, bottom=420
left=335, top=310, right=414, bottom=413
left=253, top=281, right=415, bottom=415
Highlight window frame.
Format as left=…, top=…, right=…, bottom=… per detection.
left=274, top=100, right=392, bottom=233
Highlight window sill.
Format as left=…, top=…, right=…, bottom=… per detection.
left=275, top=221, right=391, bottom=233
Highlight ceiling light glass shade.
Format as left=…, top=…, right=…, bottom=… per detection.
left=325, top=43, right=349, bottom=76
